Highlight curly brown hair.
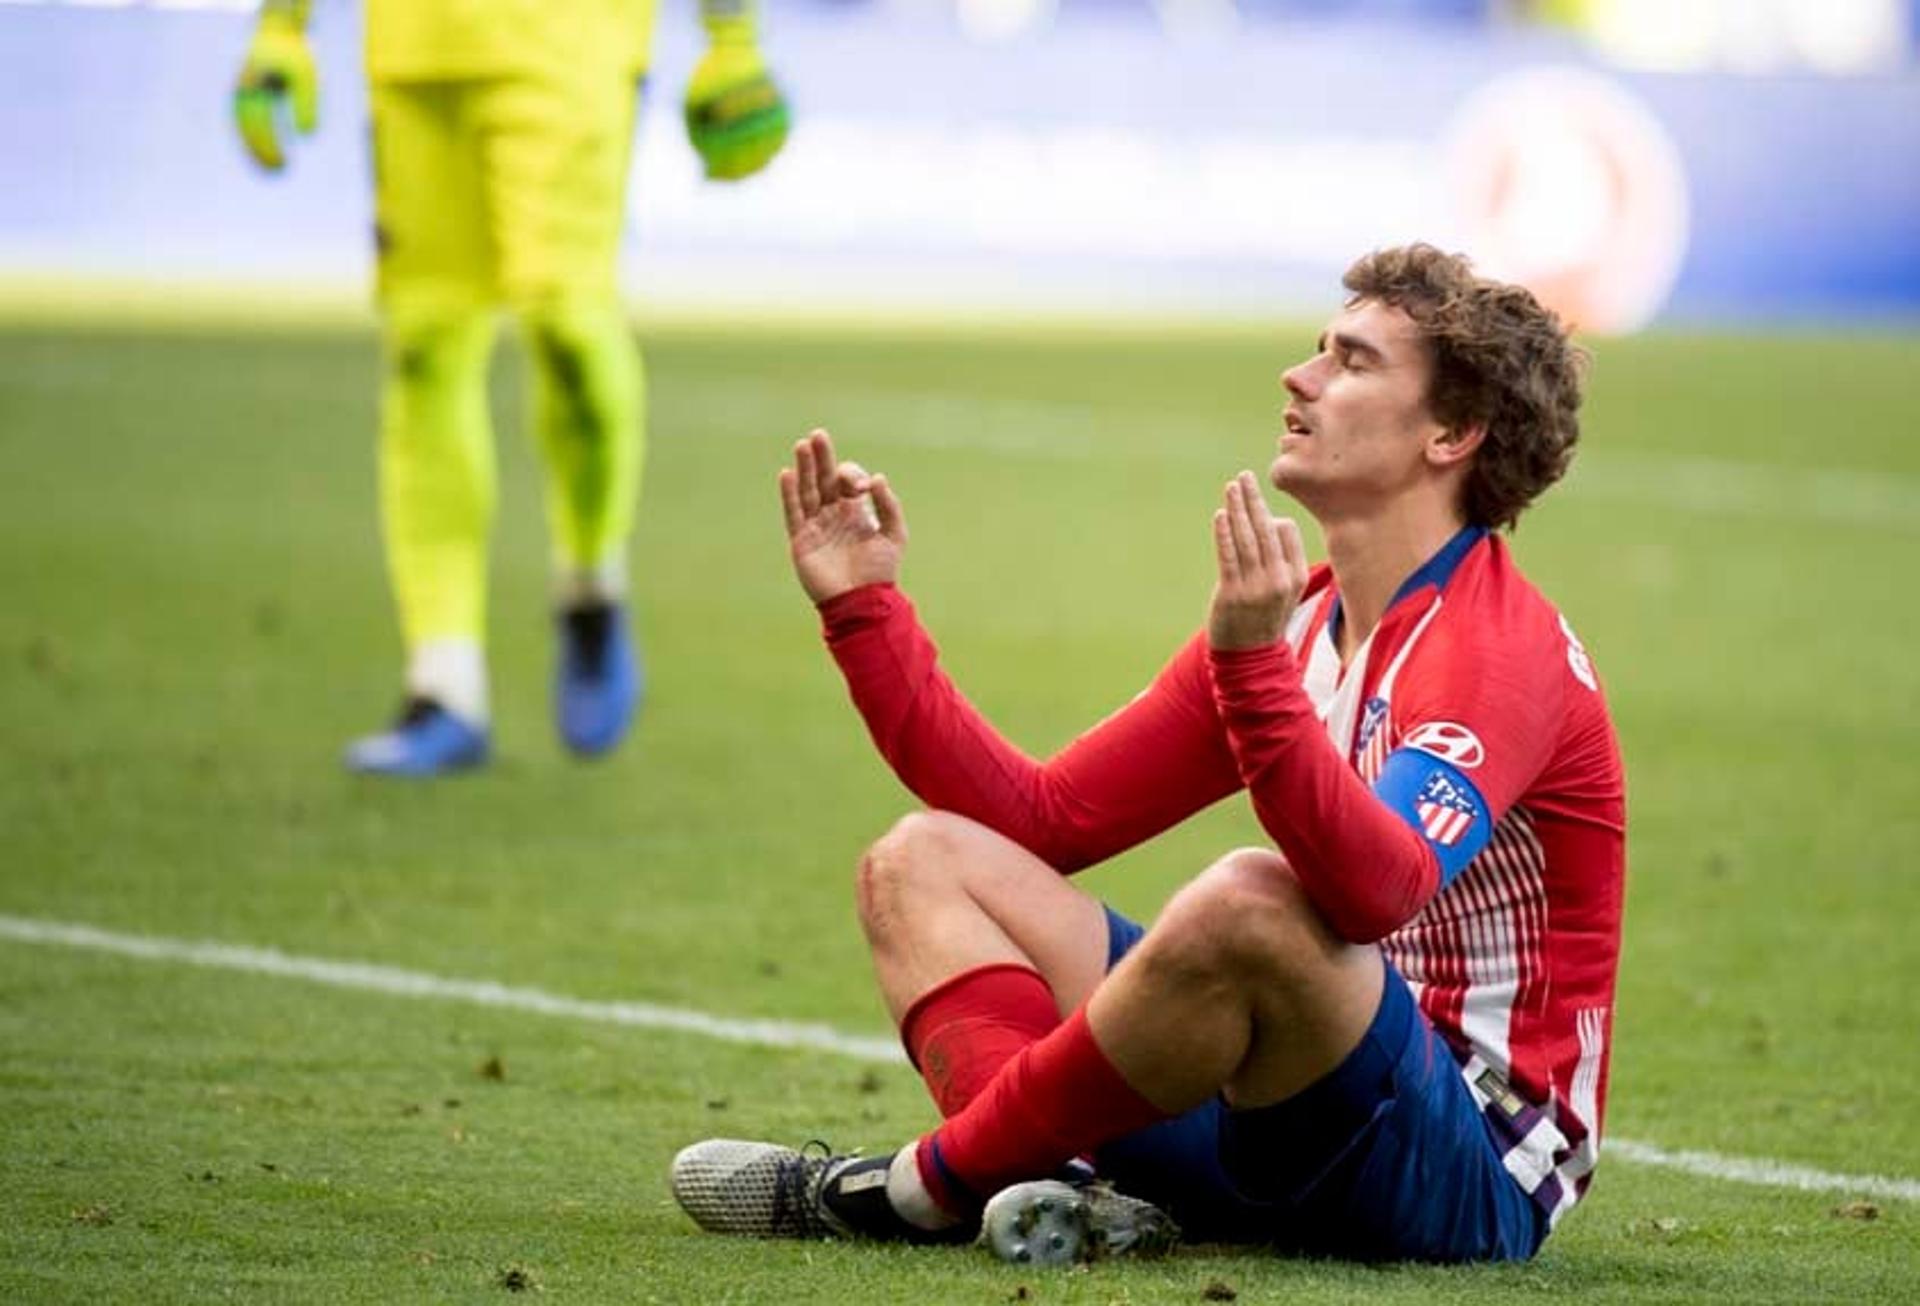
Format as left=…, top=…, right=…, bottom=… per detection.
left=1342, top=244, right=1588, bottom=531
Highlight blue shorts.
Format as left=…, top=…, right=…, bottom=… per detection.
left=1093, top=907, right=1548, bottom=1262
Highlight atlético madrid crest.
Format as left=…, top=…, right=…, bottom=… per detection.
left=1416, top=772, right=1479, bottom=847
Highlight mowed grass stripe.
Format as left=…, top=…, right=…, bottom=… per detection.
left=7, top=911, right=1916, bottom=1206
left=658, top=376, right=1920, bottom=533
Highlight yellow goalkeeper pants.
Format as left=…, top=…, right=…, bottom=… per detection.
left=369, top=73, right=646, bottom=652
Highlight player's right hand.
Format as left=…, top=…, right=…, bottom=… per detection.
left=684, top=39, right=790, bottom=181
left=233, top=6, right=318, bottom=172
left=1208, top=470, right=1307, bottom=650
left=779, top=428, right=907, bottom=604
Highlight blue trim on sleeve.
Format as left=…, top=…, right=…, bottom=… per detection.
left=1372, top=747, right=1492, bottom=886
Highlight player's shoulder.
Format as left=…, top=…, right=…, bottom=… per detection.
left=1396, top=538, right=1618, bottom=789
left=1421, top=535, right=1609, bottom=704
left=1440, top=534, right=1570, bottom=648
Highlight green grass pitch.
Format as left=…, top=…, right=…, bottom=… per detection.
left=1, top=317, right=1916, bottom=1302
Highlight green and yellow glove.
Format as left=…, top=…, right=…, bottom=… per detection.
left=683, top=1, right=789, bottom=181
left=233, top=0, right=318, bottom=172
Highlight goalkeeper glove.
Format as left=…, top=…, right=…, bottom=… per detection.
left=233, top=1, right=318, bottom=172
left=683, top=4, right=789, bottom=182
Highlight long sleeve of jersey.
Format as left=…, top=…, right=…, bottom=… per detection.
left=819, top=584, right=1242, bottom=872
left=1207, top=642, right=1444, bottom=943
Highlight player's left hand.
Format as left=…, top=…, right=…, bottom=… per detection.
left=684, top=40, right=790, bottom=181
left=1208, top=470, right=1308, bottom=651
left=232, top=6, right=319, bottom=173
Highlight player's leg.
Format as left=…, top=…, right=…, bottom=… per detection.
left=857, top=811, right=1113, bottom=1116
left=905, top=847, right=1380, bottom=1222
left=673, top=810, right=1132, bottom=1249
left=346, top=81, right=500, bottom=776
left=674, top=842, right=1543, bottom=1261
left=952, top=848, right=1546, bottom=1261
left=1193, top=963, right=1551, bottom=1261
left=675, top=846, right=1380, bottom=1250
left=1093, top=847, right=1384, bottom=1111
left=483, top=72, right=647, bottom=757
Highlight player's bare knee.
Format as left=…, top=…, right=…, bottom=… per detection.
left=1216, top=848, right=1351, bottom=958
left=1148, top=849, right=1330, bottom=985
left=854, top=810, right=963, bottom=935
left=1129, top=857, right=1268, bottom=987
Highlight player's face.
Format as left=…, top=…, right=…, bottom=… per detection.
left=1271, top=299, right=1445, bottom=516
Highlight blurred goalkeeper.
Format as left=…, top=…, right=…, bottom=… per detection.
left=233, top=0, right=789, bottom=774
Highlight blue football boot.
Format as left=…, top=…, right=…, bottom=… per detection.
left=555, top=601, right=641, bottom=757
left=343, top=697, right=490, bottom=777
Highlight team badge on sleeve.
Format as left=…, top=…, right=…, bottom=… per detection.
left=1416, top=772, right=1479, bottom=846
left=1372, top=746, right=1495, bottom=885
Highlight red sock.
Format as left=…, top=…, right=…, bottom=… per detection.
left=900, top=963, right=1060, bottom=1117
left=915, top=1004, right=1168, bottom=1210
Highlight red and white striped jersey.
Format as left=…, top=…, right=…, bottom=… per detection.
left=1281, top=528, right=1626, bottom=1223
left=820, top=527, right=1625, bottom=1224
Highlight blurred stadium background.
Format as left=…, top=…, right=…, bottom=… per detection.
left=4, top=2, right=1918, bottom=1301
left=4, top=0, right=1919, bottom=328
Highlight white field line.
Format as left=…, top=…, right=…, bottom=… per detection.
left=0, top=913, right=906, bottom=1066
left=5, top=911, right=1917, bottom=1205
left=1604, top=1139, right=1920, bottom=1205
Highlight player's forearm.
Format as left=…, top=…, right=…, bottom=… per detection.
left=1028, top=633, right=1243, bottom=863
left=819, top=587, right=1231, bottom=871
left=820, top=585, right=1072, bottom=862
left=1208, top=643, right=1439, bottom=943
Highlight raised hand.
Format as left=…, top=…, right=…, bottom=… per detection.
left=778, top=428, right=907, bottom=604
left=1208, top=470, right=1308, bottom=651
left=684, top=26, right=790, bottom=181
left=233, top=1, right=319, bottom=172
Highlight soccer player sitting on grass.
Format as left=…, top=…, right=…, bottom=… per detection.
left=233, top=0, right=789, bottom=775
left=673, top=245, right=1626, bottom=1265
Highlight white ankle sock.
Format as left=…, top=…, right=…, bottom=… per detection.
left=885, top=1142, right=960, bottom=1232
left=554, top=558, right=626, bottom=609
left=406, top=639, right=488, bottom=725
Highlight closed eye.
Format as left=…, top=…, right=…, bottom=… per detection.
left=1328, top=331, right=1384, bottom=372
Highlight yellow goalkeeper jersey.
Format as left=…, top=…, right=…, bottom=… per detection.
left=365, top=0, right=659, bottom=84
